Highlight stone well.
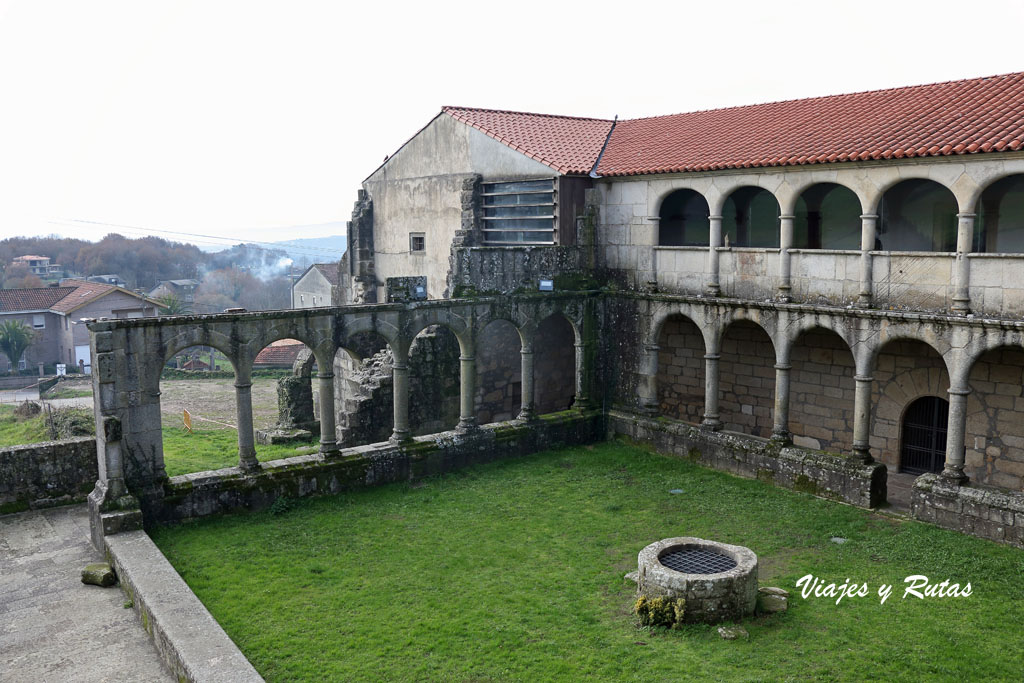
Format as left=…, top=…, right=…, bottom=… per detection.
left=636, top=537, right=758, bottom=624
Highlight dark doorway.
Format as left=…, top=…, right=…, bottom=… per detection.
left=900, top=396, right=949, bottom=474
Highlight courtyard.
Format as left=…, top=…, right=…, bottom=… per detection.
left=151, top=440, right=1024, bottom=682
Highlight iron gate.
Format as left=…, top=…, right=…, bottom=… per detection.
left=900, top=396, right=948, bottom=475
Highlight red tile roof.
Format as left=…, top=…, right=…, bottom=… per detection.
left=441, top=72, right=1024, bottom=178
left=254, top=339, right=305, bottom=367
left=49, top=281, right=118, bottom=314
left=443, top=106, right=614, bottom=175
left=0, top=287, right=75, bottom=312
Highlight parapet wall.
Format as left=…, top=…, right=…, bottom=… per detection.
left=607, top=410, right=886, bottom=509
left=0, top=437, right=97, bottom=513
left=911, top=474, right=1024, bottom=548
left=157, top=411, right=603, bottom=525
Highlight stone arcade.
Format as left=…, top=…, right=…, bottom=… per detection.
left=88, top=72, right=1024, bottom=550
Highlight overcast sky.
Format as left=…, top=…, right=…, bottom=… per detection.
left=1, top=0, right=1022, bottom=249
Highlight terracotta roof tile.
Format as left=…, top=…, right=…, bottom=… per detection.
left=442, top=106, right=614, bottom=175
left=254, top=339, right=305, bottom=366
left=597, top=72, right=1024, bottom=176
left=49, top=281, right=118, bottom=313
left=0, top=287, right=75, bottom=313
left=440, top=72, right=1024, bottom=178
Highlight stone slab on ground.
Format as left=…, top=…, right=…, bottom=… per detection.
left=0, top=505, right=171, bottom=682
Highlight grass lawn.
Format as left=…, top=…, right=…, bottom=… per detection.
left=0, top=405, right=49, bottom=447
left=161, top=427, right=317, bottom=476
left=40, top=386, right=93, bottom=400
left=151, top=440, right=1024, bottom=682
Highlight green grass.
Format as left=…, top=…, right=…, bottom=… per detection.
left=161, top=427, right=317, bottom=476
left=151, top=440, right=1024, bottom=682
left=40, top=386, right=93, bottom=399
left=0, top=405, right=49, bottom=447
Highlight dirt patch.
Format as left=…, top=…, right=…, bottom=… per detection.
left=159, top=377, right=300, bottom=430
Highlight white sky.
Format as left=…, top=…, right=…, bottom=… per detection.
left=1, top=0, right=1022, bottom=248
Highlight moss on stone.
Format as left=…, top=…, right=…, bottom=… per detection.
left=0, top=499, right=30, bottom=515
left=794, top=474, right=818, bottom=495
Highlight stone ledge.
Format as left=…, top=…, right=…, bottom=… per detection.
left=911, top=474, right=1024, bottom=548
left=0, top=437, right=97, bottom=513
left=607, top=410, right=886, bottom=508
left=105, top=530, right=263, bottom=683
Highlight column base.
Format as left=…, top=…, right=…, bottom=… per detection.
left=848, top=447, right=874, bottom=464
left=238, top=458, right=262, bottom=473
left=770, top=430, right=791, bottom=446
left=390, top=430, right=412, bottom=444
left=857, top=293, right=874, bottom=308
left=517, top=409, right=538, bottom=422
left=939, top=465, right=969, bottom=485
left=456, top=418, right=479, bottom=433
left=705, top=285, right=721, bottom=298
left=950, top=298, right=971, bottom=315
left=700, top=417, right=722, bottom=431
left=319, top=442, right=341, bottom=458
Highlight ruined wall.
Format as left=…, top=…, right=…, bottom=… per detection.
left=0, top=437, right=97, bottom=512
left=449, top=246, right=584, bottom=297
left=789, top=330, right=856, bottom=454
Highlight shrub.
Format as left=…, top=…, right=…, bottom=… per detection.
left=634, top=595, right=686, bottom=629
left=45, top=406, right=95, bottom=440
left=13, top=401, right=42, bottom=420
left=269, top=496, right=295, bottom=516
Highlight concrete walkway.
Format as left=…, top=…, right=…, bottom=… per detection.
left=0, top=505, right=171, bottom=682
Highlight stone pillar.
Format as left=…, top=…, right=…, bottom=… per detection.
left=572, top=340, right=592, bottom=410
left=851, top=374, right=874, bottom=463
left=771, top=363, right=792, bottom=443
left=858, top=214, right=878, bottom=306
left=778, top=214, right=795, bottom=302
left=951, top=212, right=975, bottom=314
left=701, top=335, right=722, bottom=430
left=941, top=387, right=971, bottom=483
left=457, top=353, right=477, bottom=431
left=391, top=351, right=411, bottom=443
left=707, top=214, right=723, bottom=296
left=638, top=343, right=660, bottom=415
left=518, top=342, right=536, bottom=421
left=234, top=379, right=259, bottom=471
left=317, top=370, right=338, bottom=455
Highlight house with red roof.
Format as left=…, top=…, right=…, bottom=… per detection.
left=291, top=264, right=338, bottom=308
left=0, top=281, right=160, bottom=373
left=340, top=71, right=1024, bottom=491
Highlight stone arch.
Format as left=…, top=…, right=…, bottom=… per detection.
left=718, top=319, right=777, bottom=437
left=475, top=318, right=523, bottom=424
left=658, top=188, right=711, bottom=246
left=964, top=344, right=1024, bottom=489
left=972, top=173, right=1024, bottom=253
left=720, top=186, right=781, bottom=248
left=788, top=326, right=857, bottom=454
left=782, top=177, right=870, bottom=217
left=875, top=178, right=959, bottom=251
left=333, top=331, right=395, bottom=447
left=655, top=312, right=706, bottom=424
left=791, top=182, right=863, bottom=250
left=870, top=338, right=951, bottom=473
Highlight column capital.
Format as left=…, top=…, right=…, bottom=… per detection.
left=779, top=214, right=796, bottom=221
left=774, top=363, right=792, bottom=371
left=853, top=374, right=874, bottom=383
left=948, top=388, right=971, bottom=397
left=859, top=213, right=879, bottom=220
left=459, top=355, right=475, bottom=362
left=392, top=362, right=408, bottom=371
left=708, top=214, right=723, bottom=220
left=704, top=353, right=721, bottom=361
left=956, top=212, right=977, bottom=220
left=316, top=372, right=334, bottom=380
left=233, top=382, right=252, bottom=389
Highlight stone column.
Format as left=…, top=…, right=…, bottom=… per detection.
left=707, top=214, right=723, bottom=296
left=234, top=379, right=259, bottom=471
left=317, top=370, right=338, bottom=455
left=941, top=387, right=971, bottom=483
left=701, top=335, right=722, bottom=430
left=951, top=212, right=975, bottom=314
left=771, top=362, right=792, bottom=443
left=518, top=341, right=536, bottom=421
left=638, top=343, right=660, bottom=415
left=457, top=353, right=477, bottom=431
left=573, top=340, right=592, bottom=410
left=778, top=214, right=795, bottom=302
left=858, top=213, right=878, bottom=306
left=391, top=348, right=411, bottom=443
left=851, top=374, right=874, bottom=463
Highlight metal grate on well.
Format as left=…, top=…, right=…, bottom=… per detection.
left=659, top=547, right=737, bottom=574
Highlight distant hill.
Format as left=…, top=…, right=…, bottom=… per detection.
left=196, top=222, right=347, bottom=270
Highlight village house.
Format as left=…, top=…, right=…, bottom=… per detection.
left=291, top=263, right=338, bottom=308
left=148, top=279, right=200, bottom=304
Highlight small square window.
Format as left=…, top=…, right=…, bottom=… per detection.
left=32, top=314, right=45, bottom=329
left=410, top=233, right=425, bottom=253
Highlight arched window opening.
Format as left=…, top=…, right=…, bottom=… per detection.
left=476, top=320, right=522, bottom=424
left=722, top=187, right=780, bottom=248
left=975, top=174, right=1024, bottom=253
left=793, top=183, right=861, bottom=249
left=900, top=396, right=949, bottom=475
left=659, top=189, right=710, bottom=246
left=877, top=179, right=957, bottom=252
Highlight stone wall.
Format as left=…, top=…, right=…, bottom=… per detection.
left=158, top=411, right=604, bottom=524
left=0, top=437, right=97, bottom=513
left=912, top=475, right=1024, bottom=548
left=789, top=329, right=856, bottom=454
left=719, top=322, right=776, bottom=438
left=966, top=347, right=1024, bottom=489
left=449, top=246, right=584, bottom=297
left=608, top=410, right=886, bottom=509
left=475, top=320, right=522, bottom=424
left=656, top=315, right=705, bottom=424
